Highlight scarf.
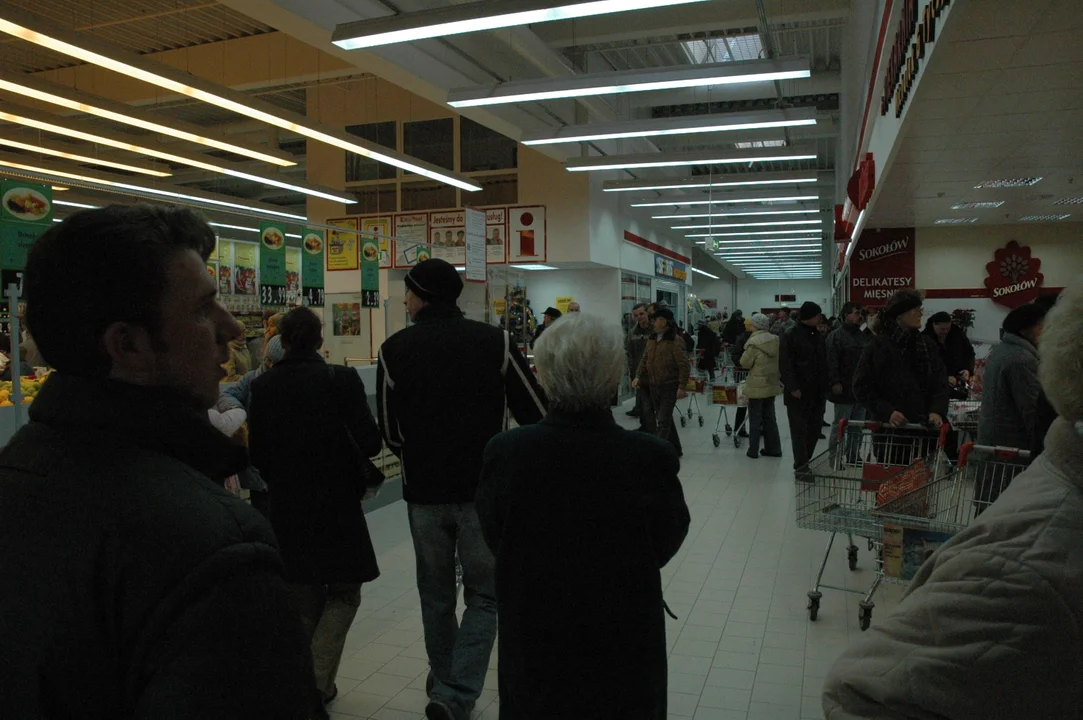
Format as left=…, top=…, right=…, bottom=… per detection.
left=891, top=325, right=932, bottom=379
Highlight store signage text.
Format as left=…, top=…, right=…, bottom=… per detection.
left=985, top=240, right=1043, bottom=308
left=881, top=0, right=952, bottom=118
left=858, top=236, right=909, bottom=261
left=655, top=254, right=687, bottom=282
left=848, top=228, right=917, bottom=306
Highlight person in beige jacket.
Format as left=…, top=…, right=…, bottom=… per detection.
left=739, top=313, right=783, bottom=459
left=822, top=279, right=1083, bottom=720
left=633, top=307, right=689, bottom=456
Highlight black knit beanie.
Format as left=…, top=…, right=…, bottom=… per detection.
left=405, top=259, right=463, bottom=303
left=883, top=290, right=923, bottom=321
left=798, top=301, right=823, bottom=321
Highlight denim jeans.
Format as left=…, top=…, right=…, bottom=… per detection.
left=828, top=402, right=866, bottom=463
left=747, top=397, right=782, bottom=456
left=288, top=582, right=362, bottom=699
left=407, top=503, right=496, bottom=716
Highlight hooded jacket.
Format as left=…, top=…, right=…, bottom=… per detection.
left=823, top=418, right=1083, bottom=720
left=739, top=330, right=782, bottom=399
left=977, top=332, right=1042, bottom=449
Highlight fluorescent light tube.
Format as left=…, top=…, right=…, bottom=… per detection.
left=0, top=135, right=170, bottom=177
left=687, top=229, right=822, bottom=237
left=0, top=109, right=356, bottom=204
left=208, top=222, right=259, bottom=233
left=0, top=156, right=307, bottom=221
left=0, top=12, right=482, bottom=192
left=631, top=194, right=819, bottom=208
left=672, top=219, right=823, bottom=230
left=710, top=244, right=821, bottom=251
left=711, top=236, right=824, bottom=244
left=653, top=209, right=818, bottom=219
left=691, top=267, right=719, bottom=279
left=53, top=199, right=98, bottom=209
left=604, top=172, right=820, bottom=192
left=510, top=264, right=558, bottom=270
left=522, top=108, right=815, bottom=146
left=567, top=146, right=816, bottom=172
left=333, top=0, right=712, bottom=49
left=448, top=56, right=810, bottom=107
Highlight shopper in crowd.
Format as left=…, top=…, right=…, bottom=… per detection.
left=1031, top=292, right=1062, bottom=456
left=626, top=302, right=652, bottom=420
left=740, top=313, right=783, bottom=460
left=377, top=259, right=546, bottom=720
left=476, top=313, right=690, bottom=720
left=865, top=308, right=883, bottom=337
left=780, top=302, right=829, bottom=473
left=567, top=301, right=581, bottom=313
left=923, top=311, right=976, bottom=395
left=222, top=329, right=252, bottom=382
left=823, top=280, right=1083, bottom=720
left=696, top=316, right=722, bottom=380
left=721, top=309, right=744, bottom=345
left=248, top=306, right=382, bottom=708
left=826, top=302, right=870, bottom=462
left=533, top=306, right=561, bottom=343
left=726, top=316, right=753, bottom=438
left=977, top=303, right=1047, bottom=450
left=0, top=205, right=317, bottom=719
left=633, top=307, right=689, bottom=457
left=853, top=291, right=948, bottom=463
left=707, top=311, right=722, bottom=336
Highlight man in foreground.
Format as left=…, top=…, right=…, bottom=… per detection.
left=626, top=302, right=652, bottom=420
left=780, top=301, right=829, bottom=473
left=0, top=204, right=318, bottom=719
left=377, top=259, right=546, bottom=720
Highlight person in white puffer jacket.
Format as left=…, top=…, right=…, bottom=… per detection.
left=823, top=278, right=1083, bottom=720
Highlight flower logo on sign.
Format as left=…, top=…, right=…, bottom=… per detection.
left=984, top=240, right=1043, bottom=308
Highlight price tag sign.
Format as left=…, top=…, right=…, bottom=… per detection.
left=260, top=284, right=287, bottom=307
left=259, top=220, right=287, bottom=307
left=303, top=286, right=325, bottom=307
left=362, top=289, right=379, bottom=309
left=302, top=228, right=325, bottom=307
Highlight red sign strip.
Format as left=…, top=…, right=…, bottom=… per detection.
left=623, top=230, right=691, bottom=264
left=924, top=287, right=1063, bottom=300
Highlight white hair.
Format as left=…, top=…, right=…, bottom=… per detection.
left=1039, top=279, right=1083, bottom=423
left=533, top=313, right=623, bottom=413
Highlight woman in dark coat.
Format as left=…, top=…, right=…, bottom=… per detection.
left=476, top=313, right=690, bottom=720
left=696, top=320, right=722, bottom=379
left=248, top=306, right=383, bottom=705
left=923, top=311, right=976, bottom=396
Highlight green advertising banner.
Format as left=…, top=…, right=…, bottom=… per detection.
left=301, top=228, right=325, bottom=307
left=258, top=220, right=287, bottom=306
left=0, top=181, right=53, bottom=227
left=0, top=223, right=44, bottom=271
left=360, top=234, right=380, bottom=309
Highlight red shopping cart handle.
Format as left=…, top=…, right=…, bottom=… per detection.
left=958, top=442, right=1033, bottom=468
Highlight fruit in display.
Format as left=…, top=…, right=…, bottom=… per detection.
left=0, top=369, right=52, bottom=406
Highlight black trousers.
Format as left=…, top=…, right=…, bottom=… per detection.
left=786, top=398, right=825, bottom=470
left=641, top=382, right=682, bottom=456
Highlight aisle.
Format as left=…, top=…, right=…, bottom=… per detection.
left=327, top=398, right=904, bottom=720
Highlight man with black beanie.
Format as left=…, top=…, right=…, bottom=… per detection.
left=780, top=301, right=830, bottom=473
left=376, top=259, right=546, bottom=720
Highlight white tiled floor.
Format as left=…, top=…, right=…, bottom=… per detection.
left=328, top=398, right=906, bottom=720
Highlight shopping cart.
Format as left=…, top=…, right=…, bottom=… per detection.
left=797, top=420, right=949, bottom=629
left=871, top=442, right=1032, bottom=603
left=948, top=400, right=982, bottom=444
left=679, top=369, right=708, bottom=428
left=709, top=365, right=748, bottom=447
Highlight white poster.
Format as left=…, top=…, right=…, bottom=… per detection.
left=393, top=213, right=431, bottom=268
left=430, top=210, right=466, bottom=265
left=508, top=205, right=546, bottom=263
left=465, top=207, right=486, bottom=283
left=484, top=207, right=507, bottom=264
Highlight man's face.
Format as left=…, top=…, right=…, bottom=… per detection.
left=151, top=250, right=243, bottom=409
left=544, top=313, right=555, bottom=326
left=846, top=307, right=864, bottom=326
left=933, top=321, right=951, bottom=340
left=633, top=307, right=649, bottom=328
left=567, top=303, right=580, bottom=313
left=900, top=306, right=924, bottom=330
left=404, top=289, right=426, bottom=321
left=652, top=316, right=668, bottom=333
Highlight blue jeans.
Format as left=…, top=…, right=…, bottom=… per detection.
left=407, top=503, right=496, bottom=715
left=829, top=402, right=866, bottom=463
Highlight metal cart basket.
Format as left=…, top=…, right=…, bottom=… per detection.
left=709, top=365, right=749, bottom=447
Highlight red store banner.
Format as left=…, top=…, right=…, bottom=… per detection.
left=849, top=227, right=916, bottom=307
left=984, top=240, right=1044, bottom=308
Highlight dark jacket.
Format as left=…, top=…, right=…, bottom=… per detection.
left=780, top=322, right=829, bottom=407
left=636, top=329, right=690, bottom=388
left=696, top=323, right=722, bottom=371
left=730, top=330, right=751, bottom=369
left=924, top=324, right=976, bottom=378
left=249, top=351, right=382, bottom=584
left=476, top=409, right=690, bottom=720
left=627, top=322, right=652, bottom=374
left=721, top=314, right=744, bottom=345
left=376, top=304, right=547, bottom=505
left=0, top=374, right=316, bottom=719
left=853, top=332, right=950, bottom=423
left=977, top=333, right=1042, bottom=449
left=826, top=323, right=869, bottom=404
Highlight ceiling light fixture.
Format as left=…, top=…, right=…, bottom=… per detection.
left=951, top=201, right=1005, bottom=209
left=710, top=237, right=823, bottom=245
left=671, top=219, right=823, bottom=230
left=1019, top=213, right=1071, bottom=221
left=522, top=107, right=816, bottom=146
left=0, top=109, right=356, bottom=204
left=1052, top=197, right=1083, bottom=205
left=604, top=172, right=820, bottom=193
left=691, top=267, right=719, bottom=279
left=510, top=263, right=559, bottom=270
left=0, top=13, right=481, bottom=192
left=0, top=135, right=170, bottom=177
left=632, top=194, right=820, bottom=208
left=652, top=209, right=818, bottom=219
left=333, top=0, right=712, bottom=49
left=566, top=145, right=816, bottom=172
left=687, top=229, right=822, bottom=237
left=710, top=244, right=821, bottom=251
left=973, top=178, right=1042, bottom=189
left=52, top=199, right=99, bottom=210
left=0, top=156, right=307, bottom=221
left=933, top=218, right=978, bottom=225
left=448, top=56, right=810, bottom=107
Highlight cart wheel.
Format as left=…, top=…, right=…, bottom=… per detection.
left=847, top=546, right=859, bottom=572
left=680, top=416, right=686, bottom=427
left=712, top=434, right=721, bottom=448
left=725, top=424, right=733, bottom=436
left=807, top=592, right=822, bottom=622
left=734, top=434, right=742, bottom=448
left=687, top=409, right=693, bottom=419
left=858, top=603, right=873, bottom=631
left=698, top=417, right=705, bottom=427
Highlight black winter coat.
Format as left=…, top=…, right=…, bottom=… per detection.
left=826, top=323, right=869, bottom=404
left=780, top=322, right=829, bottom=407
left=696, top=323, right=721, bottom=371
left=0, top=374, right=317, bottom=719
left=923, top=324, right=976, bottom=378
left=853, top=333, right=951, bottom=423
left=377, top=304, right=547, bottom=505
left=476, top=410, right=690, bottom=720
left=249, top=351, right=383, bottom=585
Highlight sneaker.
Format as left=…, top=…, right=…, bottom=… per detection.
left=426, top=700, right=465, bottom=720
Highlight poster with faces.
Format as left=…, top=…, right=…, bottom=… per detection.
left=484, top=207, right=507, bottom=264
left=508, top=206, right=546, bottom=263
left=429, top=210, right=467, bottom=266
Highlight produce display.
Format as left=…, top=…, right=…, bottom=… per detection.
left=0, top=371, right=51, bottom=406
